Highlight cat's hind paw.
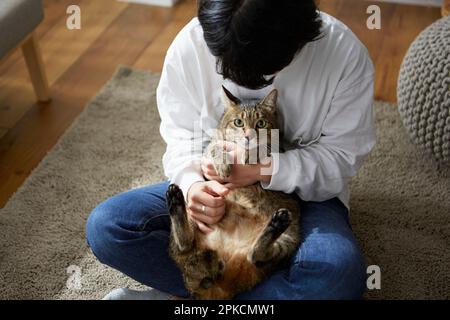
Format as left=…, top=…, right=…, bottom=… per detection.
left=269, top=208, right=292, bottom=237
left=166, top=184, right=185, bottom=215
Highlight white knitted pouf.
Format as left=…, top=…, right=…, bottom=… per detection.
left=397, top=15, right=450, bottom=164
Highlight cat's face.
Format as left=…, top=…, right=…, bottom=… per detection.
left=218, top=86, right=278, bottom=162
left=219, top=86, right=278, bottom=137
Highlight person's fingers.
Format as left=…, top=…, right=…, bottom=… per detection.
left=223, top=182, right=237, bottom=190
left=191, top=211, right=222, bottom=225
left=203, top=171, right=226, bottom=184
left=201, top=159, right=216, bottom=175
left=196, top=220, right=214, bottom=234
left=202, top=158, right=215, bottom=170
left=188, top=210, right=215, bottom=233
left=205, top=180, right=230, bottom=197
left=191, top=191, right=225, bottom=208
left=187, top=202, right=225, bottom=217
left=201, top=164, right=219, bottom=179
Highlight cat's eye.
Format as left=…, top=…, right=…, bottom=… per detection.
left=234, top=118, right=244, bottom=127
left=256, top=119, right=267, bottom=129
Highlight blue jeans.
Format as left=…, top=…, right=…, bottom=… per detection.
left=86, top=181, right=366, bottom=299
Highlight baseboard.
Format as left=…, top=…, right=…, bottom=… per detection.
left=118, top=0, right=179, bottom=8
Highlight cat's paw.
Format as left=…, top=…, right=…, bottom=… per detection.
left=166, top=184, right=185, bottom=215
left=269, top=208, right=292, bottom=236
left=214, top=163, right=232, bottom=179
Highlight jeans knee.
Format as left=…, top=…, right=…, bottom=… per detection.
left=321, top=237, right=366, bottom=298
left=293, top=234, right=366, bottom=299
left=86, top=203, right=116, bottom=265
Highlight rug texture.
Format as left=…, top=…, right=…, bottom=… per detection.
left=0, top=66, right=449, bottom=299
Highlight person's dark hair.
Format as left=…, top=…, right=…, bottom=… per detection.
left=198, top=0, right=322, bottom=89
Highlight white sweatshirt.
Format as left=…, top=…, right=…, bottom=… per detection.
left=156, top=13, right=376, bottom=208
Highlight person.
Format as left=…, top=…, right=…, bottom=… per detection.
left=86, top=0, right=376, bottom=300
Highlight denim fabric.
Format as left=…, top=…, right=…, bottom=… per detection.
left=86, top=181, right=366, bottom=299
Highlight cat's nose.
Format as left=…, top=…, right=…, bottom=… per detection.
left=244, top=129, right=255, bottom=139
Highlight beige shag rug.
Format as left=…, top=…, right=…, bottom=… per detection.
left=0, top=66, right=449, bottom=300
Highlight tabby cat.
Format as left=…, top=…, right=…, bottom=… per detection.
left=166, top=86, right=300, bottom=299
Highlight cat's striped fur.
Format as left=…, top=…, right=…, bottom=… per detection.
left=166, top=87, right=300, bottom=299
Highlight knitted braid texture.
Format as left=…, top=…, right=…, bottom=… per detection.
left=397, top=16, right=450, bottom=164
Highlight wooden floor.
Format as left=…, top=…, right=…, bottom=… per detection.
left=0, top=0, right=441, bottom=207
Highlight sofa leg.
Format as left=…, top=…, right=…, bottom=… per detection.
left=21, top=33, right=50, bottom=102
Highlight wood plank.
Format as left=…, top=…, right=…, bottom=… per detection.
left=318, top=0, right=440, bottom=102
left=0, top=127, right=7, bottom=140
left=0, top=0, right=129, bottom=129
left=444, top=0, right=450, bottom=16
left=374, top=5, right=441, bottom=102
left=319, top=0, right=396, bottom=64
left=0, top=0, right=81, bottom=75
left=0, top=4, right=172, bottom=207
left=133, top=0, right=196, bottom=72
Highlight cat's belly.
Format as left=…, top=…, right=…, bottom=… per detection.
left=201, top=219, right=264, bottom=259
left=197, top=185, right=299, bottom=261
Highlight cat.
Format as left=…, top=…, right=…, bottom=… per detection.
left=165, top=86, right=300, bottom=299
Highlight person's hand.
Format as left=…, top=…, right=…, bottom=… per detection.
left=186, top=181, right=229, bottom=233
left=201, top=142, right=273, bottom=188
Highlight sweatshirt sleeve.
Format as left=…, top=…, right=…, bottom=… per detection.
left=262, top=47, right=376, bottom=202
left=156, top=37, right=207, bottom=199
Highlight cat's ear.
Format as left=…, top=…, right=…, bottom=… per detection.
left=260, top=89, right=278, bottom=113
left=221, top=86, right=241, bottom=109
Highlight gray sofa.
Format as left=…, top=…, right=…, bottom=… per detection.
left=0, top=0, right=50, bottom=102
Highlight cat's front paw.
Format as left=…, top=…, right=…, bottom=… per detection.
left=214, top=163, right=232, bottom=179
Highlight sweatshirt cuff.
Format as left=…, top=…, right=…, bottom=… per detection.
left=260, top=152, right=295, bottom=193
left=174, top=166, right=205, bottom=201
